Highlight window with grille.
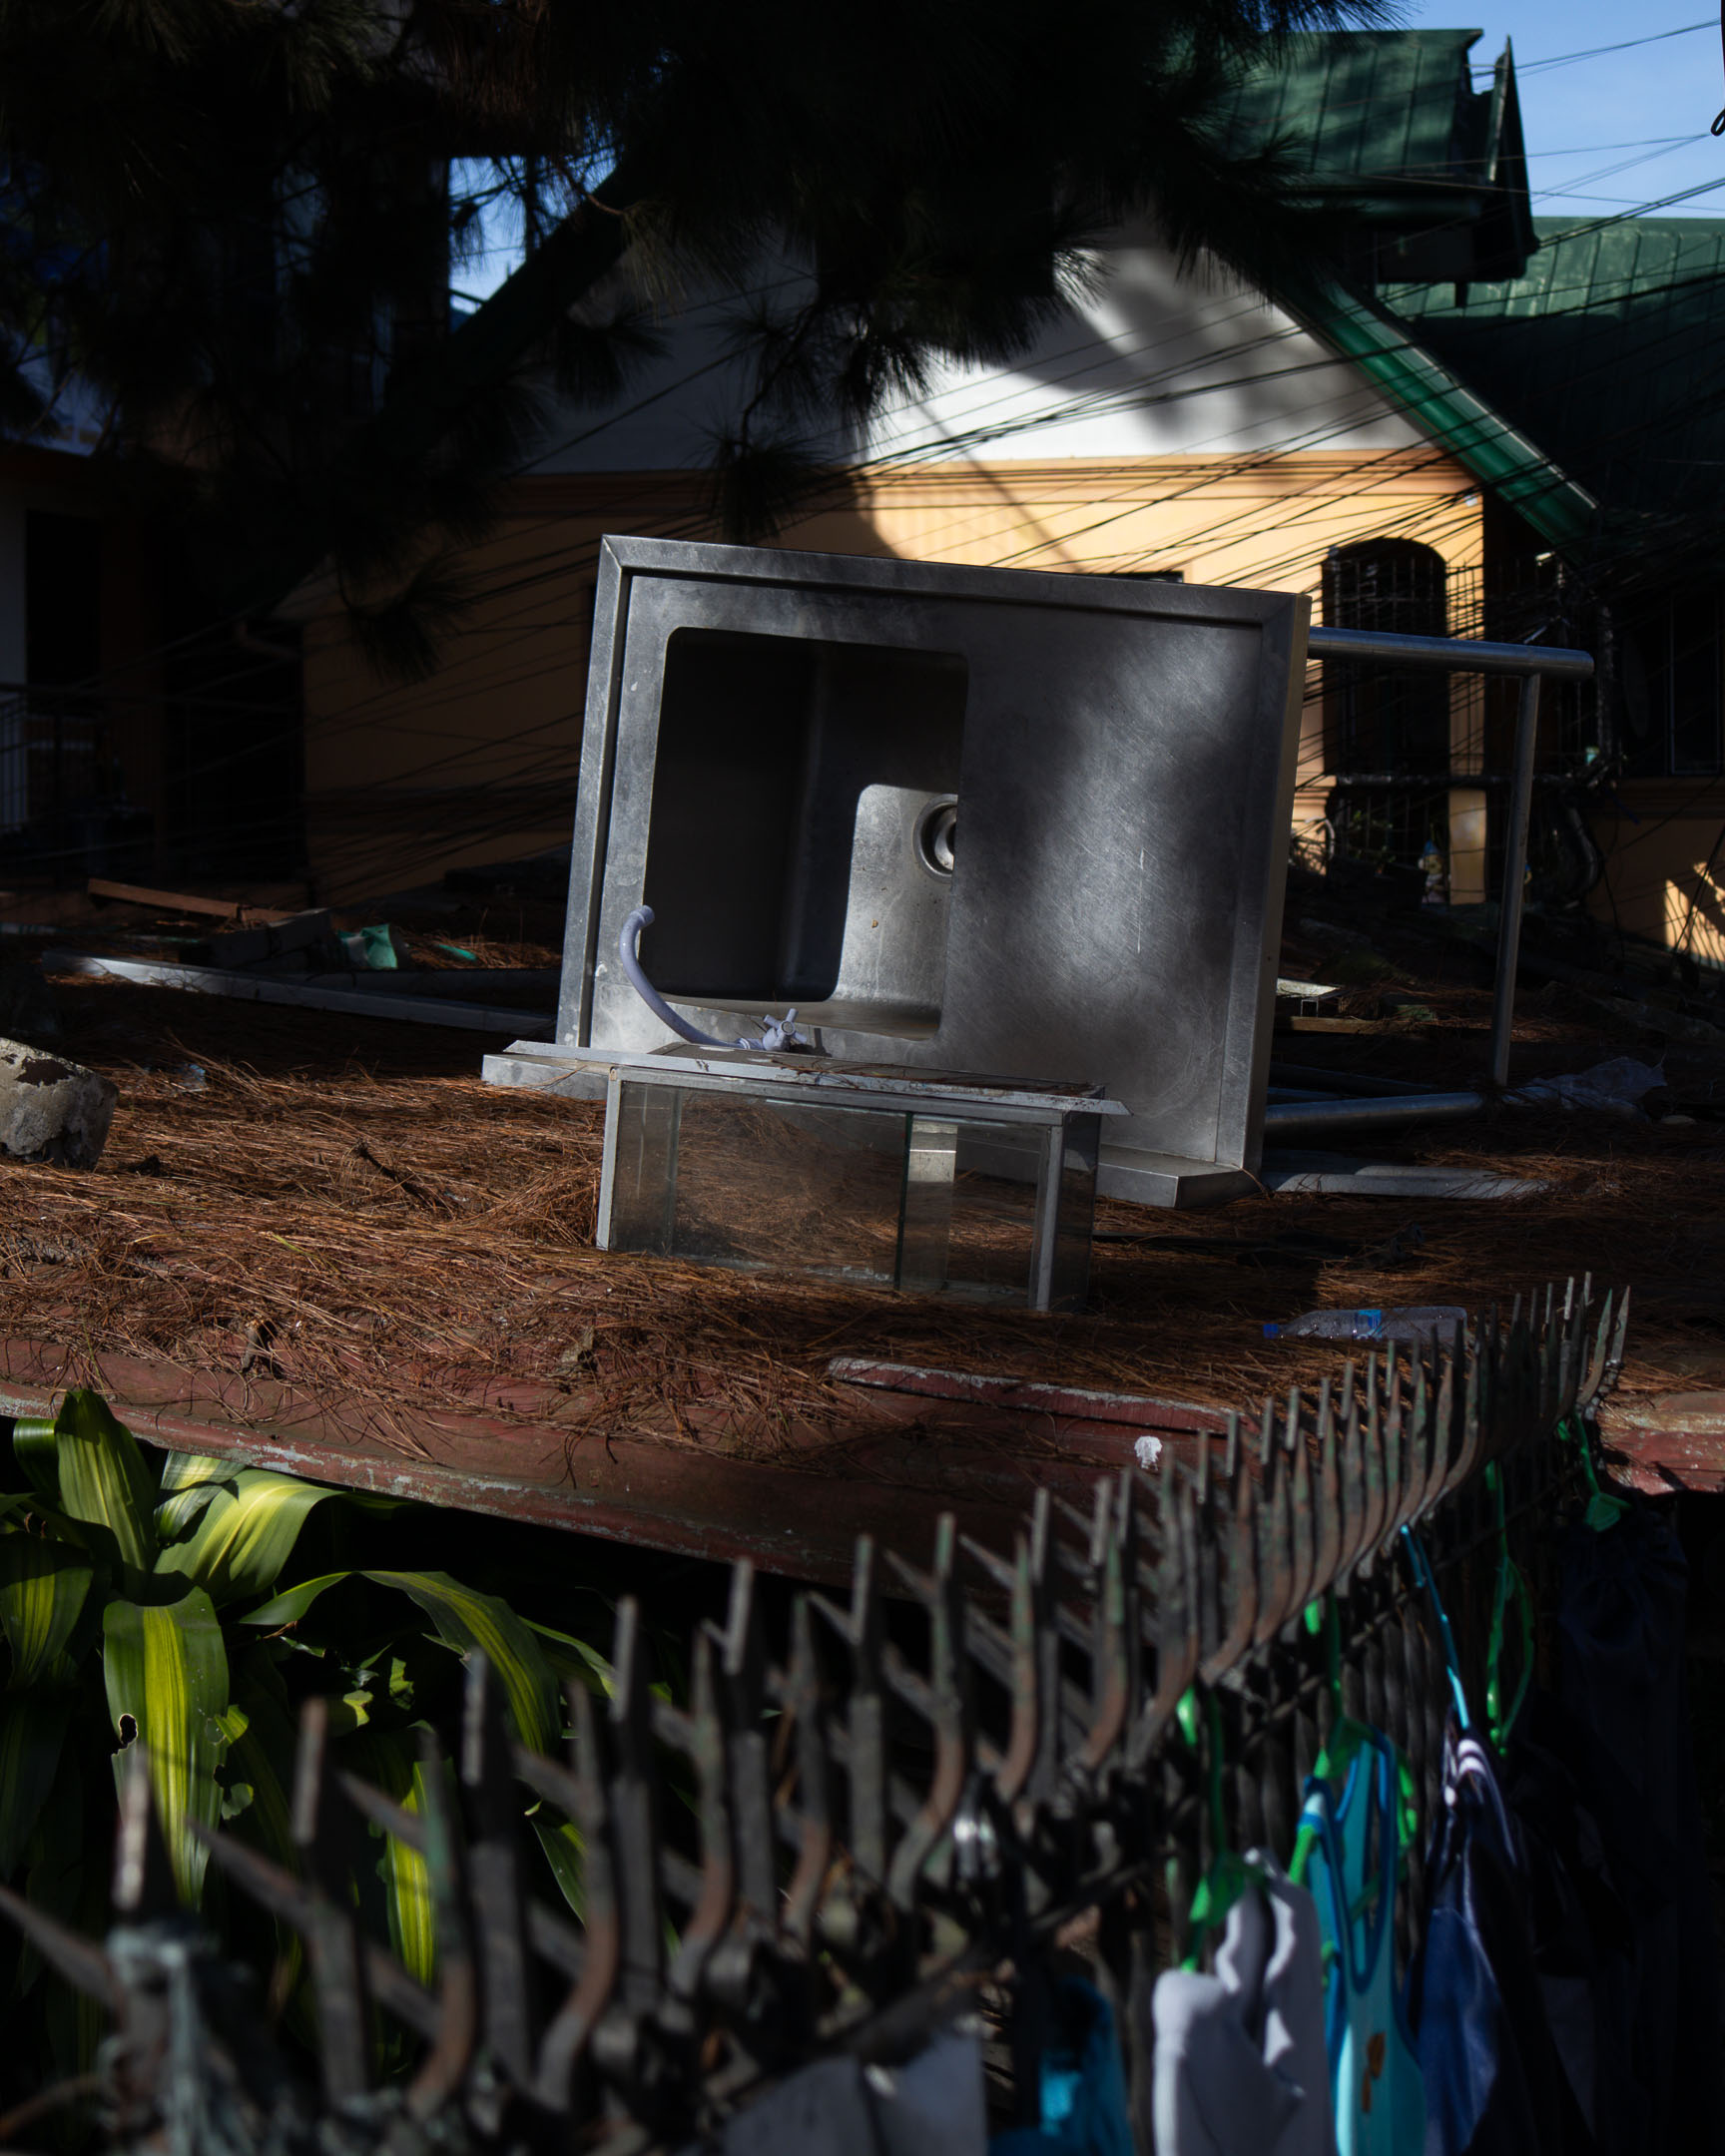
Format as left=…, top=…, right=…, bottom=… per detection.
left=1322, top=538, right=1451, bottom=775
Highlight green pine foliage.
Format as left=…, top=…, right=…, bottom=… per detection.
left=0, top=0, right=1383, bottom=665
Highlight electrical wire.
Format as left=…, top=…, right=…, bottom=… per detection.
left=25, top=148, right=1725, bottom=874
left=1473, top=18, right=1714, bottom=75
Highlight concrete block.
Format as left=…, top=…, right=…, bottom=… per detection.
left=0, top=1037, right=117, bottom=1166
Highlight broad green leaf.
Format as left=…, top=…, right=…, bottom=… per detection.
left=156, top=1452, right=238, bottom=1543
left=389, top=1756, right=440, bottom=1984
left=227, top=1685, right=292, bottom=1865
left=0, top=1489, right=85, bottom=1548
left=0, top=1690, right=71, bottom=1880
left=159, top=1452, right=236, bottom=1492
left=55, top=1392, right=157, bottom=1580
left=103, top=1587, right=230, bottom=1906
left=214, top=1703, right=251, bottom=1745
left=534, top=1814, right=585, bottom=1918
left=154, top=1468, right=335, bottom=1605
left=365, top=1571, right=561, bottom=1754
left=342, top=1734, right=443, bottom=1988
left=513, top=1630, right=594, bottom=1912
left=9, top=1418, right=61, bottom=1505
left=0, top=1540, right=92, bottom=1690
left=240, top=1569, right=351, bottom=1628
left=327, top=1690, right=372, bottom=1736
left=525, top=1617, right=615, bottom=1697
left=244, top=1571, right=564, bottom=1754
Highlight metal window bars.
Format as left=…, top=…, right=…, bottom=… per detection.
left=0, top=1279, right=1628, bottom=2154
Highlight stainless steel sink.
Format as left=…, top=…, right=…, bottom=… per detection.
left=527, top=536, right=1308, bottom=1207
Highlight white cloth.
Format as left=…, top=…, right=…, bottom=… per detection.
left=1151, top=1849, right=1334, bottom=2156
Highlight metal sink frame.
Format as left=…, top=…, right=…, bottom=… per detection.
left=513, top=535, right=1311, bottom=1208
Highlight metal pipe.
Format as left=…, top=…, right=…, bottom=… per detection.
left=1268, top=1061, right=1435, bottom=1099
left=1262, top=1091, right=1485, bottom=1136
left=1307, top=627, right=1594, bottom=680
left=1489, top=674, right=1542, bottom=1089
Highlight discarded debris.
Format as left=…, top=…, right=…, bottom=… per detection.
left=338, top=922, right=405, bottom=970
left=1276, top=976, right=1343, bottom=1013
left=0, top=1035, right=116, bottom=1167
left=1260, top=1152, right=1544, bottom=1200
left=1263, top=1304, right=1467, bottom=1345
left=1507, top=1056, right=1666, bottom=1116
left=201, top=906, right=332, bottom=970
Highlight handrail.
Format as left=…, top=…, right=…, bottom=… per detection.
left=1308, top=625, right=1594, bottom=679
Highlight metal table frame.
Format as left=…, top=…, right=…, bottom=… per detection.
left=1305, top=625, right=1595, bottom=1097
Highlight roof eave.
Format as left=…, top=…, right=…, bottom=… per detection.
left=1292, top=281, right=1599, bottom=552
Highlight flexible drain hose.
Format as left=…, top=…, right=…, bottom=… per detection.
left=618, top=906, right=804, bottom=1051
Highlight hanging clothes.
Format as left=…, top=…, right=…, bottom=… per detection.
left=1405, top=1727, right=1578, bottom=2156
left=723, top=2025, right=988, bottom=2156
left=1298, top=1724, right=1427, bottom=2156
left=991, top=1977, right=1134, bottom=2156
left=1553, top=1505, right=1722, bottom=2155
left=1149, top=1847, right=1334, bottom=2156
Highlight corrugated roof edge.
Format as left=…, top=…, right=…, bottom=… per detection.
left=1289, top=279, right=1599, bottom=552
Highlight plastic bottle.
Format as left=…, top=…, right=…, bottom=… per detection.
left=1263, top=1305, right=1468, bottom=1345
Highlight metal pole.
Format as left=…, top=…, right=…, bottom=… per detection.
left=1307, top=626, right=1593, bottom=678
left=1489, top=674, right=1541, bottom=1089
left=1263, top=1091, right=1484, bottom=1137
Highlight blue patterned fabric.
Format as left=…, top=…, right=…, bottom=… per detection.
left=1299, top=1727, right=1427, bottom=2156
left=991, top=1978, right=1134, bottom=2156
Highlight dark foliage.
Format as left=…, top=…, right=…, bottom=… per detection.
left=0, top=0, right=1382, bottom=667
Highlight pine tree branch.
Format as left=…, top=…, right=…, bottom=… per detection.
left=224, top=157, right=647, bottom=617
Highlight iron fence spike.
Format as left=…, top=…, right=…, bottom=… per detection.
left=290, top=1696, right=370, bottom=2105
left=460, top=1656, right=538, bottom=2088
left=406, top=1728, right=477, bottom=2119
left=783, top=1596, right=834, bottom=1956
left=112, top=1742, right=176, bottom=1922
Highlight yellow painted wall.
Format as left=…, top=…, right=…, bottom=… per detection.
left=1589, top=782, right=1725, bottom=962
left=299, top=449, right=1484, bottom=901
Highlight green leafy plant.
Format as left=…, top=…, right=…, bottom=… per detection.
left=0, top=1389, right=606, bottom=2106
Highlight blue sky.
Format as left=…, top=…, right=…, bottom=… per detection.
left=1401, top=0, right=1725, bottom=221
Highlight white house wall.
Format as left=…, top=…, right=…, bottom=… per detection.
left=527, top=226, right=1420, bottom=476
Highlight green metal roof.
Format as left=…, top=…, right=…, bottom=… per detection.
left=1222, top=30, right=1487, bottom=194
left=1295, top=282, right=1599, bottom=551
left=1382, top=217, right=1725, bottom=563
left=1218, top=30, right=1535, bottom=281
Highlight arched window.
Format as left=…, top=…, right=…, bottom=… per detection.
left=1322, top=539, right=1450, bottom=773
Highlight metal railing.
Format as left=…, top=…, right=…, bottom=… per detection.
left=1303, top=626, right=1596, bottom=1099
left=0, top=1280, right=1626, bottom=2152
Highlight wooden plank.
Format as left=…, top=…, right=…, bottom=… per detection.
left=0, top=1340, right=1186, bottom=1585
left=42, top=951, right=553, bottom=1035
left=1274, top=1015, right=1437, bottom=1037
left=830, top=1358, right=1228, bottom=1435
left=88, top=878, right=297, bottom=924
left=1599, top=1391, right=1725, bottom=1494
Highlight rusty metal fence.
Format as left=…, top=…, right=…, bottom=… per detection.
left=0, top=1280, right=1627, bottom=2153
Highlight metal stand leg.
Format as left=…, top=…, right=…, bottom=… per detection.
left=1489, top=674, right=1541, bottom=1089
